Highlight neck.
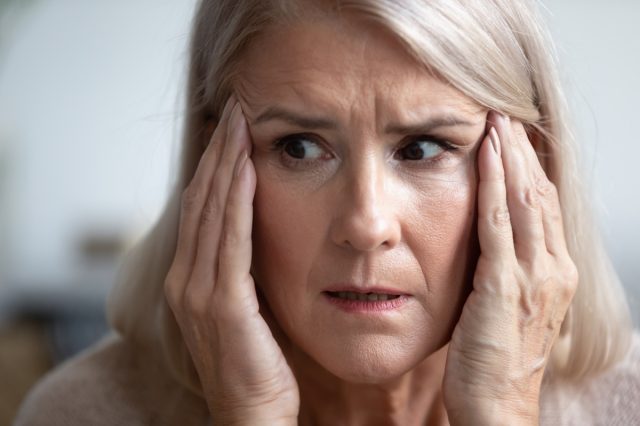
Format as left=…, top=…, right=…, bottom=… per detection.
left=292, top=344, right=450, bottom=426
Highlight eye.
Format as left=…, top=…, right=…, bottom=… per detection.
left=396, top=137, right=451, bottom=161
left=274, top=134, right=328, bottom=160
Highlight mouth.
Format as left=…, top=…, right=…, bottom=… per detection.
left=324, top=291, right=401, bottom=301
left=322, top=289, right=409, bottom=313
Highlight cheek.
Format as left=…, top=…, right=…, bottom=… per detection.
left=251, top=174, right=325, bottom=301
left=411, top=184, right=477, bottom=274
left=406, top=174, right=478, bottom=326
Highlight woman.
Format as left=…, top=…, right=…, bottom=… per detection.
left=16, top=0, right=639, bottom=424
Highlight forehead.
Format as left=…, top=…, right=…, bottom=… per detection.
left=235, top=16, right=480, bottom=118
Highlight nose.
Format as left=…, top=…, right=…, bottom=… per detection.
left=329, top=157, right=401, bottom=252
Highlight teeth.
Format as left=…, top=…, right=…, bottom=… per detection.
left=331, top=291, right=398, bottom=301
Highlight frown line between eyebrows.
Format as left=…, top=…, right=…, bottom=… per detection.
left=252, top=105, right=477, bottom=134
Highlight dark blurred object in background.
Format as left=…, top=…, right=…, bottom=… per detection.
left=0, top=228, right=126, bottom=424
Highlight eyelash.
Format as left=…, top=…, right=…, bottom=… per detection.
left=271, top=133, right=458, bottom=169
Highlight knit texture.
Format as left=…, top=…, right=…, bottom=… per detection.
left=15, top=332, right=640, bottom=425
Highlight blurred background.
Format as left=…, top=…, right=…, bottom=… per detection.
left=0, top=0, right=638, bottom=424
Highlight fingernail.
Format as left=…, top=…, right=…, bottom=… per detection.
left=489, top=127, right=501, bottom=157
left=218, top=97, right=237, bottom=130
left=229, top=102, right=241, bottom=125
left=232, top=104, right=248, bottom=137
left=223, top=95, right=235, bottom=114
left=235, top=151, right=248, bottom=178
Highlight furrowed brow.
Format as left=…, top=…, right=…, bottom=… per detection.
left=384, top=115, right=475, bottom=134
left=253, top=106, right=476, bottom=133
left=253, top=106, right=337, bottom=130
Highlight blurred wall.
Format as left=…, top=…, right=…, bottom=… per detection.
left=0, top=0, right=198, bottom=291
left=0, top=1, right=638, bottom=322
left=545, top=1, right=640, bottom=321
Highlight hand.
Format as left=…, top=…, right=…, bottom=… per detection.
left=443, top=112, right=578, bottom=425
left=164, top=96, right=299, bottom=425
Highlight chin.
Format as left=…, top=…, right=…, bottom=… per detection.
left=308, top=334, right=434, bottom=384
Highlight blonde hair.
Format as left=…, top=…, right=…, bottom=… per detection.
left=107, top=0, right=633, bottom=394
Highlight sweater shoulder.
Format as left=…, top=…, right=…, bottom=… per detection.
left=541, top=331, right=640, bottom=426
left=14, top=333, right=208, bottom=426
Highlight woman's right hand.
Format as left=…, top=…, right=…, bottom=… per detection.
left=164, top=96, right=300, bottom=425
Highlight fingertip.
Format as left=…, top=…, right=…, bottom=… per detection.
left=222, top=94, right=236, bottom=115
left=226, top=101, right=241, bottom=134
left=234, top=150, right=248, bottom=178
left=245, top=157, right=257, bottom=191
left=220, top=96, right=239, bottom=131
left=236, top=154, right=257, bottom=198
left=478, top=128, right=503, bottom=181
left=486, top=110, right=498, bottom=129
left=489, top=127, right=501, bottom=158
left=227, top=92, right=237, bottom=106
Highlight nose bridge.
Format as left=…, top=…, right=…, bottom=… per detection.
left=352, top=153, right=384, bottom=215
left=330, top=151, right=401, bottom=251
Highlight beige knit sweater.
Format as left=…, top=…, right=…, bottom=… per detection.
left=14, top=332, right=640, bottom=425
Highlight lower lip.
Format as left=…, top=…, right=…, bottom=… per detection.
left=322, top=292, right=410, bottom=313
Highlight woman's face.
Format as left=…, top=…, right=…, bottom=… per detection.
left=235, top=16, right=486, bottom=383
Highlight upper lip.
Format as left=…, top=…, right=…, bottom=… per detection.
left=323, top=284, right=409, bottom=296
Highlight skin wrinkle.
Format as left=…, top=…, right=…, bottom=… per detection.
left=234, top=17, right=487, bottom=425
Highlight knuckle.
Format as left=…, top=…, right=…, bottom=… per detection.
left=554, top=259, right=578, bottom=300
left=181, top=184, right=203, bottom=211
left=220, top=226, right=241, bottom=250
left=200, top=196, right=222, bottom=225
left=535, top=174, right=556, bottom=198
left=520, top=250, right=546, bottom=272
left=184, top=289, right=210, bottom=317
left=547, top=206, right=564, bottom=225
left=474, top=261, right=517, bottom=297
left=564, top=262, right=579, bottom=289
left=488, top=205, right=511, bottom=228
left=513, top=123, right=528, bottom=141
left=519, top=186, right=540, bottom=210
left=163, top=273, right=182, bottom=308
left=559, top=281, right=576, bottom=302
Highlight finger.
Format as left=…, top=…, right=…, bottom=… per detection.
left=492, top=112, right=545, bottom=261
left=516, top=128, right=568, bottom=256
left=215, top=152, right=257, bottom=305
left=169, top=95, right=236, bottom=291
left=477, top=125, right=515, bottom=260
left=189, top=104, right=252, bottom=293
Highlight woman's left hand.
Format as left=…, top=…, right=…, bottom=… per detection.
left=443, top=112, right=579, bottom=425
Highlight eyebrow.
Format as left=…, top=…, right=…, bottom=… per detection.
left=384, top=115, right=476, bottom=134
left=254, top=106, right=336, bottom=129
left=253, top=106, right=476, bottom=134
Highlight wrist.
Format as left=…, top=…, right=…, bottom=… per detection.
left=447, top=397, right=538, bottom=426
left=215, top=416, right=297, bottom=426
left=209, top=401, right=298, bottom=426
left=207, top=387, right=299, bottom=426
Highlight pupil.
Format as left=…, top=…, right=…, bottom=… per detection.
left=286, top=141, right=306, bottom=159
left=404, top=143, right=423, bottom=160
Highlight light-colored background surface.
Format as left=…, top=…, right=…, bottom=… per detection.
left=0, top=1, right=638, bottom=423
left=0, top=0, right=638, bottom=322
